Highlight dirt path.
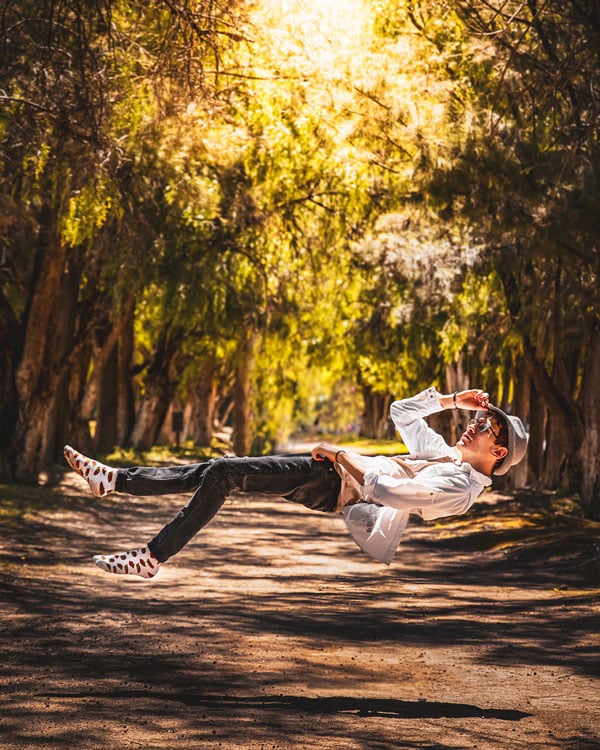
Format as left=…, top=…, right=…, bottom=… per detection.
left=1, top=472, right=599, bottom=749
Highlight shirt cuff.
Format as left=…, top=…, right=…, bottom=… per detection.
left=420, top=385, right=445, bottom=411
left=393, top=385, right=445, bottom=418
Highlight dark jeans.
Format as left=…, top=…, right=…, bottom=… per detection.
left=116, top=455, right=341, bottom=562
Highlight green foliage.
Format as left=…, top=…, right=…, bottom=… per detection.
left=439, top=269, right=521, bottom=383
left=349, top=211, right=481, bottom=397
left=60, top=177, right=123, bottom=247
left=3, top=0, right=598, bottom=500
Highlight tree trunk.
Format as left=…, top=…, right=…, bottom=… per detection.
left=444, top=359, right=470, bottom=446
left=95, top=340, right=119, bottom=452
left=186, top=361, right=217, bottom=446
left=131, top=389, right=170, bottom=450
left=359, top=385, right=391, bottom=439
left=527, top=382, right=547, bottom=483
left=578, top=323, right=600, bottom=519
left=540, top=351, right=580, bottom=490
left=231, top=332, right=257, bottom=456
left=41, top=250, right=83, bottom=467
left=0, top=286, right=21, bottom=479
left=522, top=335, right=582, bottom=490
left=497, top=361, right=531, bottom=491
left=130, top=329, right=185, bottom=450
left=117, top=302, right=136, bottom=447
left=66, top=344, right=96, bottom=456
left=216, top=398, right=234, bottom=433
left=80, top=296, right=136, bottom=428
left=13, top=220, right=68, bottom=480
left=541, top=411, right=570, bottom=489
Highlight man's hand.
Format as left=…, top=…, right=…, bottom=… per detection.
left=439, top=389, right=490, bottom=411
left=455, top=389, right=489, bottom=410
left=311, top=442, right=340, bottom=462
left=311, top=442, right=368, bottom=484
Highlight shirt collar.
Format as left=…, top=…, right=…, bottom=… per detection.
left=469, top=465, right=492, bottom=487
left=453, top=450, right=493, bottom=487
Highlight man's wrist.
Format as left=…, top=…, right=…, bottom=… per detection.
left=438, top=393, right=458, bottom=410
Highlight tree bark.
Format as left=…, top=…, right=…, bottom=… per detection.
left=117, top=302, right=136, bottom=447
left=498, top=361, right=531, bottom=491
left=578, top=322, right=600, bottom=519
left=359, top=385, right=392, bottom=439
left=186, top=361, right=217, bottom=446
left=95, top=340, right=119, bottom=452
left=130, top=328, right=185, bottom=450
left=13, top=218, right=68, bottom=480
left=522, top=335, right=582, bottom=490
left=0, top=286, right=21, bottom=479
left=231, top=332, right=257, bottom=456
left=41, top=248, right=84, bottom=466
left=527, top=381, right=546, bottom=482
left=444, top=359, right=470, bottom=446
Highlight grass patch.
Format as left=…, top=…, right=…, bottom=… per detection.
left=105, top=436, right=408, bottom=465
left=104, top=438, right=228, bottom=467
left=314, top=435, right=408, bottom=456
left=0, top=483, right=66, bottom=523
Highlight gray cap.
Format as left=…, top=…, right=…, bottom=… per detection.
left=476, top=405, right=529, bottom=476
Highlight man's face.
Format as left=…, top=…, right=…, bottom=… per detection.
left=457, top=414, right=504, bottom=459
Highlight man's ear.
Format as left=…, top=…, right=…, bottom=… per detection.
left=492, top=446, right=508, bottom=460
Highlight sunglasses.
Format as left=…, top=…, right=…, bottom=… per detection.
left=467, top=416, right=499, bottom=440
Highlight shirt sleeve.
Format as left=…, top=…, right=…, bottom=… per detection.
left=363, top=466, right=471, bottom=513
left=389, top=386, right=452, bottom=457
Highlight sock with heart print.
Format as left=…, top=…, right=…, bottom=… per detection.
left=64, top=445, right=117, bottom=497
left=93, top=547, right=160, bottom=579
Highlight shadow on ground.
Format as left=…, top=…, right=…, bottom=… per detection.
left=0, top=476, right=598, bottom=749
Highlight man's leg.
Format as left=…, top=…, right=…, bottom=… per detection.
left=148, top=455, right=340, bottom=561
left=64, top=444, right=211, bottom=497
left=94, top=455, right=340, bottom=579
left=116, top=462, right=213, bottom=495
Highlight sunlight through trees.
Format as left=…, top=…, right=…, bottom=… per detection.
left=1, top=0, right=599, bottom=516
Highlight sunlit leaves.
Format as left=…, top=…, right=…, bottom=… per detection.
left=60, top=178, right=123, bottom=247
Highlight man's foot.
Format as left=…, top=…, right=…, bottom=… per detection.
left=64, top=445, right=117, bottom=497
left=93, top=547, right=160, bottom=579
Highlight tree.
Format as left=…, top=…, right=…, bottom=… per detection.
left=398, top=1, right=600, bottom=512
left=0, top=0, right=247, bottom=479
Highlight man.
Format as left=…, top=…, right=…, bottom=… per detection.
left=64, top=387, right=528, bottom=579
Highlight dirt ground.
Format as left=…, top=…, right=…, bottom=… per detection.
left=1, top=470, right=599, bottom=750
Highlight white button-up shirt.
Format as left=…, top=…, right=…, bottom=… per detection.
left=341, top=386, right=491, bottom=564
